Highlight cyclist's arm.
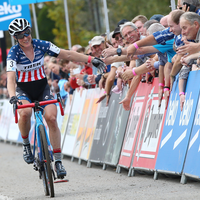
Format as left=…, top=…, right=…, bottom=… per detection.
left=7, top=71, right=16, bottom=98
left=58, top=49, right=95, bottom=63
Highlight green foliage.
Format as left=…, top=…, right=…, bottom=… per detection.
left=38, top=0, right=172, bottom=48
left=107, top=0, right=171, bottom=30
left=37, top=5, right=55, bottom=41
left=47, top=0, right=96, bottom=49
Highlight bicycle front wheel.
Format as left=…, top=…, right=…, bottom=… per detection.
left=39, top=125, right=55, bottom=197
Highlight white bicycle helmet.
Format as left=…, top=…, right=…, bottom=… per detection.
left=8, top=18, right=31, bottom=36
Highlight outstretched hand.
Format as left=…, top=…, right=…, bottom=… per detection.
left=119, top=97, right=131, bottom=110
left=158, top=88, right=163, bottom=107
left=180, top=94, right=185, bottom=112
left=96, top=94, right=107, bottom=104
left=92, top=57, right=107, bottom=73
left=177, top=40, right=199, bottom=55
left=127, top=44, right=137, bottom=60
left=164, top=89, right=170, bottom=109
left=101, top=43, right=117, bottom=58
left=121, top=69, right=134, bottom=82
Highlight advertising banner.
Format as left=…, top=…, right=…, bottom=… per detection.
left=0, top=0, right=31, bottom=31
left=118, top=82, right=152, bottom=169
left=131, top=78, right=166, bottom=170
left=155, top=72, right=199, bottom=174
left=182, top=71, right=200, bottom=179
left=88, top=91, right=120, bottom=163
left=9, top=0, right=55, bottom=6
left=60, top=96, right=73, bottom=147
left=72, top=89, right=94, bottom=158
left=62, top=89, right=86, bottom=156
left=0, top=100, right=11, bottom=140
left=103, top=86, right=131, bottom=166
left=79, top=88, right=103, bottom=161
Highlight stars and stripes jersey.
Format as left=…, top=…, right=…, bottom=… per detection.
left=6, top=39, right=61, bottom=83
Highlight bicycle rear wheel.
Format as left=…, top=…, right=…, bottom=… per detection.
left=39, top=125, right=55, bottom=197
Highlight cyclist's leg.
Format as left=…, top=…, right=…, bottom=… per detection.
left=44, top=104, right=66, bottom=178
left=44, top=104, right=61, bottom=149
left=16, top=87, right=34, bottom=164
left=41, top=85, right=66, bottom=178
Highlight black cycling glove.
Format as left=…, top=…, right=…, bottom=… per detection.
left=9, top=96, right=19, bottom=104
left=92, top=57, right=107, bottom=74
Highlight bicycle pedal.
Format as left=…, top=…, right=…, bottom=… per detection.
left=33, top=161, right=38, bottom=171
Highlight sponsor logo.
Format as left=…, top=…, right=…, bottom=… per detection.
left=35, top=50, right=41, bottom=55
left=23, top=61, right=41, bottom=71
left=194, top=98, right=200, bottom=126
left=0, top=2, right=22, bottom=22
left=165, top=93, right=178, bottom=126
left=179, top=92, right=193, bottom=126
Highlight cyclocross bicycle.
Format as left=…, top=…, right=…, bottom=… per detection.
left=13, top=93, right=64, bottom=197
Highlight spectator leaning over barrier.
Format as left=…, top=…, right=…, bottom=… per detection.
left=176, top=0, right=200, bottom=55
left=131, top=15, right=148, bottom=36
left=160, top=15, right=169, bottom=28
left=102, top=21, right=155, bottom=110
left=96, top=20, right=131, bottom=105
left=119, top=23, right=175, bottom=108
left=142, top=20, right=158, bottom=36
left=96, top=31, right=125, bottom=106
left=177, top=12, right=200, bottom=111
left=125, top=10, right=185, bottom=107
left=88, top=36, right=111, bottom=86
left=6, top=18, right=106, bottom=179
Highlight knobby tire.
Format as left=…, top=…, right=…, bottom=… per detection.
left=39, top=125, right=55, bottom=197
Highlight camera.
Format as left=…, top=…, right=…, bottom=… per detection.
left=183, top=2, right=196, bottom=12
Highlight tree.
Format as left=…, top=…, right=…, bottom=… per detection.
left=37, top=4, right=56, bottom=41
left=44, top=0, right=172, bottom=48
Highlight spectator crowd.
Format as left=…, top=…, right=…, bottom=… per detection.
left=1, top=0, right=200, bottom=112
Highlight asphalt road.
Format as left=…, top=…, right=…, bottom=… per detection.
left=0, top=141, right=200, bottom=200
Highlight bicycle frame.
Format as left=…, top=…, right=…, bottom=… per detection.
left=13, top=93, right=64, bottom=196
left=14, top=94, right=64, bottom=160
left=32, top=110, right=53, bottom=162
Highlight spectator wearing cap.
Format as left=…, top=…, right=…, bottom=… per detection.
left=112, top=19, right=129, bottom=48
left=90, top=36, right=105, bottom=58
left=150, top=14, right=164, bottom=22
left=108, top=31, right=118, bottom=48
left=87, top=35, right=111, bottom=85
left=131, top=15, right=148, bottom=36
left=112, top=27, right=124, bottom=47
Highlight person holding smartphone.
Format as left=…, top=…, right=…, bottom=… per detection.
left=177, top=0, right=200, bottom=14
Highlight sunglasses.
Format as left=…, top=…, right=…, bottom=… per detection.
left=115, top=35, right=122, bottom=41
left=15, top=29, right=31, bottom=39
